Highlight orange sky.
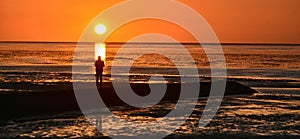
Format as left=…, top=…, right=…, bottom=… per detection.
left=0, top=0, right=299, bottom=43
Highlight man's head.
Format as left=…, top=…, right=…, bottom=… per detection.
left=98, top=56, right=101, bottom=60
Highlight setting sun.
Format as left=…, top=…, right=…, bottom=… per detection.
left=94, top=24, right=106, bottom=35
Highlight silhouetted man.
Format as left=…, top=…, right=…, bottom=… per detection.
left=95, top=56, right=105, bottom=87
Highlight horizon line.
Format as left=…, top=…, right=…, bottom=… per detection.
left=0, top=41, right=300, bottom=46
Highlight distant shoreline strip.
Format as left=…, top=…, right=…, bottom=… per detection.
left=0, top=41, right=300, bottom=46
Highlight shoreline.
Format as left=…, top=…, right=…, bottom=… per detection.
left=1, top=41, right=300, bottom=46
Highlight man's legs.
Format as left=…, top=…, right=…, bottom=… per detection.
left=96, top=74, right=99, bottom=84
left=100, top=73, right=103, bottom=87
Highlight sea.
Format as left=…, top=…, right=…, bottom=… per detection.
left=0, top=42, right=299, bottom=138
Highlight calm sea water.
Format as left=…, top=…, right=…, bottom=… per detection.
left=0, top=42, right=299, bottom=86
left=0, top=42, right=299, bottom=138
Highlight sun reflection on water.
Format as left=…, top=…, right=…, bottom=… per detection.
left=95, top=43, right=106, bottom=61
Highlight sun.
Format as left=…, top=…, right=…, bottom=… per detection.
left=94, top=24, right=106, bottom=35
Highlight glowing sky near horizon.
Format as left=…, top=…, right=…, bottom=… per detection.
left=0, top=0, right=299, bottom=43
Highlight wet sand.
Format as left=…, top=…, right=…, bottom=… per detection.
left=0, top=90, right=299, bottom=139
left=0, top=82, right=299, bottom=138
left=0, top=81, right=256, bottom=122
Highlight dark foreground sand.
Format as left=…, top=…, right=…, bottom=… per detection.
left=1, top=82, right=299, bottom=138
left=0, top=81, right=256, bottom=123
